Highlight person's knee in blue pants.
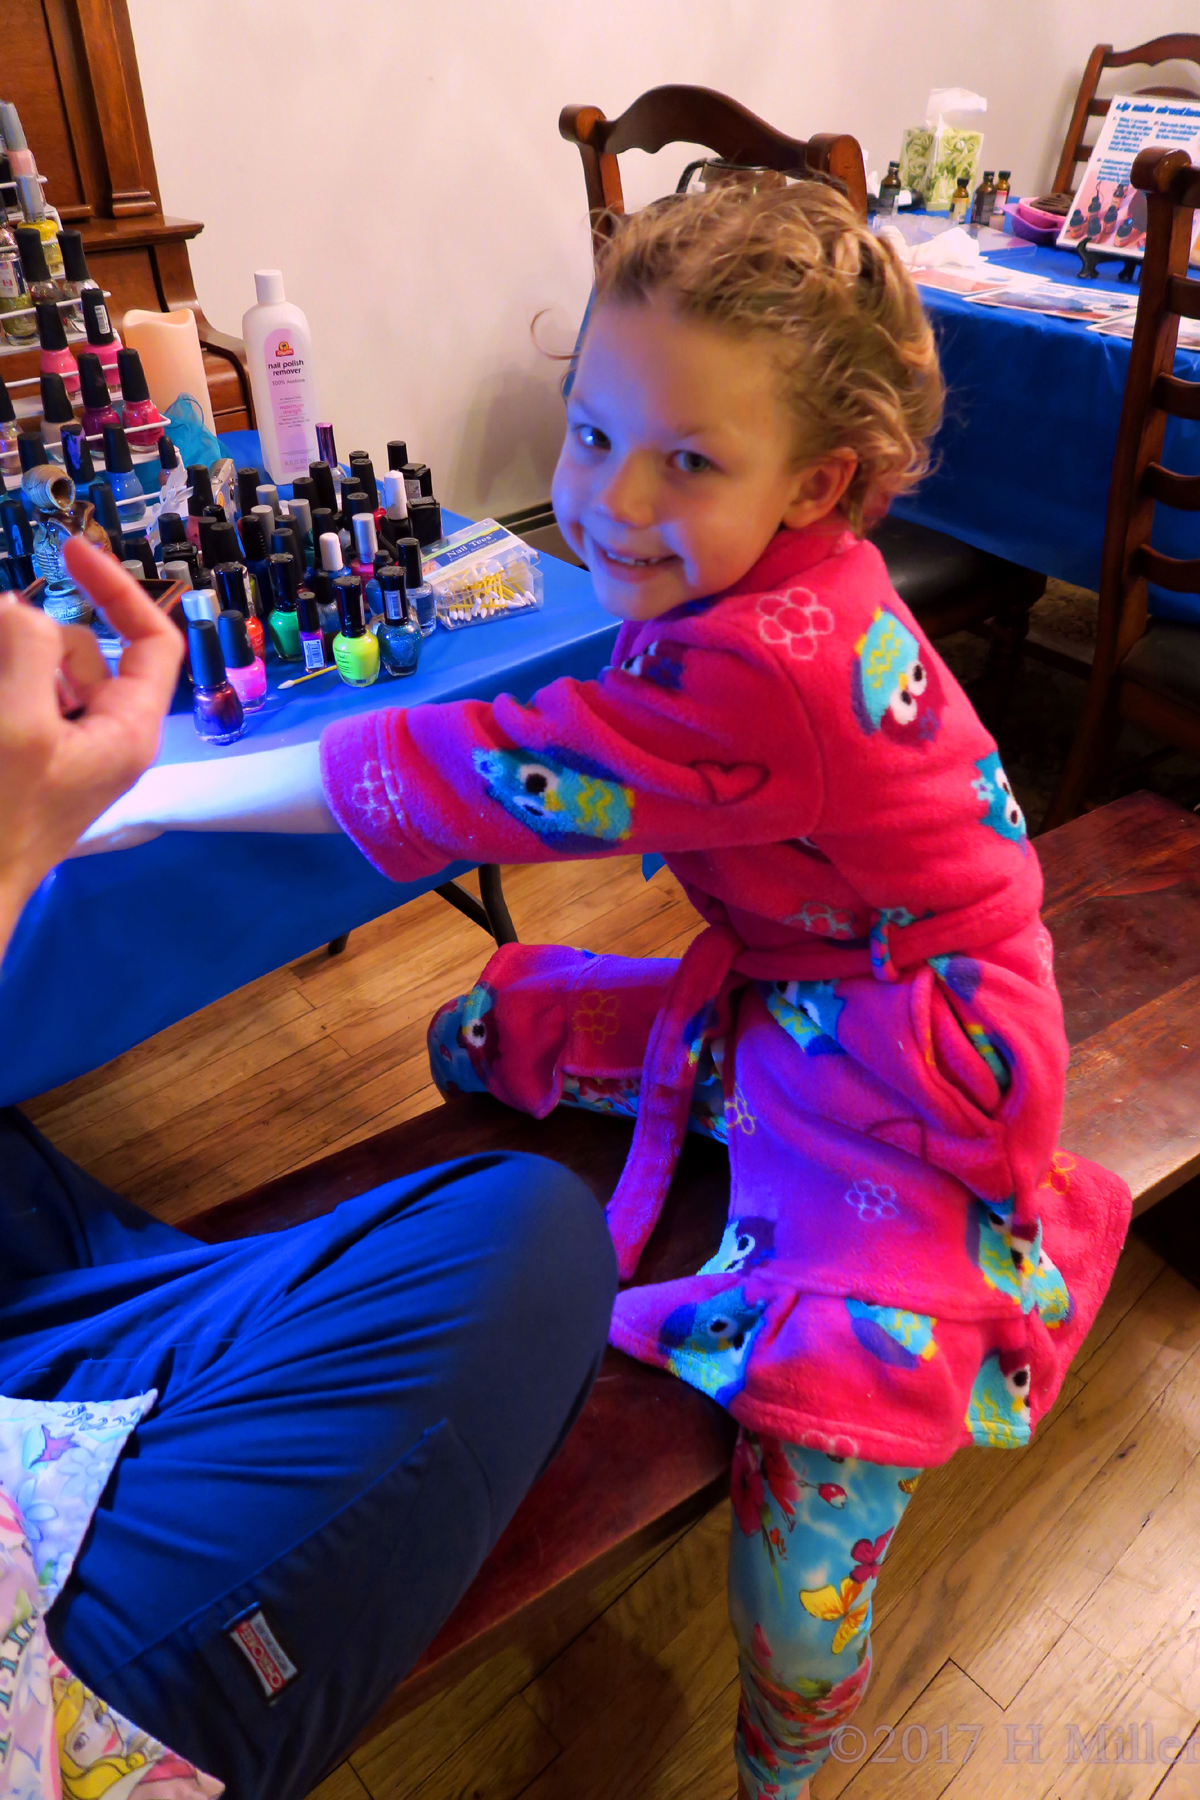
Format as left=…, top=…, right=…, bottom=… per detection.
left=0, top=1118, right=617, bottom=1800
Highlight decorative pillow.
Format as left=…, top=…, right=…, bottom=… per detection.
left=0, top=1397, right=224, bottom=1799
left=0, top=1394, right=157, bottom=1606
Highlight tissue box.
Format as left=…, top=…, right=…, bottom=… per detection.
left=925, top=127, right=983, bottom=210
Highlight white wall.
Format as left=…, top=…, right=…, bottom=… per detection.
left=128, top=0, right=1189, bottom=518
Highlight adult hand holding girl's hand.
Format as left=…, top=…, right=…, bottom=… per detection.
left=0, top=537, right=181, bottom=949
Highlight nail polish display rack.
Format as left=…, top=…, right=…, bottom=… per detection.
left=0, top=288, right=115, bottom=370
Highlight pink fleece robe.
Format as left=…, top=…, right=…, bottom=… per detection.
left=320, top=522, right=1130, bottom=1466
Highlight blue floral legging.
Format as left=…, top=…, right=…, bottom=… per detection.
left=433, top=1003, right=922, bottom=1796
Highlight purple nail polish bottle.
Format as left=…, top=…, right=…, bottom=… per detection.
left=188, top=618, right=245, bottom=744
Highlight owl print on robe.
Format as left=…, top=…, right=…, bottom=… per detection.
left=845, top=1300, right=938, bottom=1369
left=658, top=1286, right=767, bottom=1406
left=472, top=745, right=634, bottom=853
left=972, top=752, right=1026, bottom=844
left=618, top=638, right=686, bottom=691
left=427, top=982, right=499, bottom=1094
left=850, top=608, right=944, bottom=745
left=762, top=978, right=846, bottom=1055
left=966, top=1198, right=1073, bottom=1327
left=966, top=1349, right=1032, bottom=1446
left=699, top=1217, right=776, bottom=1276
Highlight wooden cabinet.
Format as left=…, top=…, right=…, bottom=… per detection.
left=5, top=0, right=253, bottom=431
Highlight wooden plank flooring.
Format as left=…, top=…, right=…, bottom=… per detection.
left=23, top=857, right=1200, bottom=1799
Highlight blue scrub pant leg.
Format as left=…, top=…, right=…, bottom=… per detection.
left=0, top=1107, right=618, bottom=1800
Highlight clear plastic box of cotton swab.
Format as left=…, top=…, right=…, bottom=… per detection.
left=420, top=519, right=543, bottom=630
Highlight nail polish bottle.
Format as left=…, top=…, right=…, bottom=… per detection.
left=319, top=528, right=345, bottom=579
left=291, top=472, right=317, bottom=516
left=215, top=561, right=266, bottom=660
left=55, top=229, right=96, bottom=329
left=77, top=350, right=120, bottom=443
left=238, top=514, right=272, bottom=617
left=207, top=521, right=242, bottom=569
left=286, top=496, right=313, bottom=570
left=252, top=504, right=278, bottom=561
left=331, top=573, right=380, bottom=687
left=197, top=512, right=220, bottom=570
left=182, top=590, right=222, bottom=626
left=266, top=551, right=303, bottom=661
left=116, top=348, right=160, bottom=451
left=256, top=482, right=282, bottom=525
left=34, top=299, right=81, bottom=400
left=310, top=506, right=336, bottom=568
left=38, top=371, right=76, bottom=449
left=1, top=379, right=23, bottom=479
left=308, top=460, right=338, bottom=516
left=188, top=618, right=245, bottom=744
left=235, top=466, right=259, bottom=519
left=295, top=580, right=328, bottom=673
left=348, top=452, right=379, bottom=515
left=15, top=228, right=57, bottom=319
left=409, top=496, right=442, bottom=549
left=309, top=568, right=341, bottom=658
left=158, top=509, right=188, bottom=560
left=340, top=488, right=368, bottom=555
left=387, top=440, right=408, bottom=471
left=185, top=463, right=214, bottom=549
left=18, top=431, right=49, bottom=475
left=89, top=478, right=124, bottom=559
left=218, top=608, right=266, bottom=712
left=14, top=177, right=66, bottom=282
left=380, top=469, right=410, bottom=551
left=0, top=210, right=35, bottom=346
left=78, top=287, right=122, bottom=387
left=101, top=424, right=147, bottom=529
left=0, top=498, right=35, bottom=585
left=376, top=563, right=422, bottom=677
left=316, top=421, right=339, bottom=475
left=402, top=461, right=431, bottom=506
left=158, top=432, right=181, bottom=487
left=59, top=422, right=94, bottom=490
left=400, top=536, right=436, bottom=637
left=351, top=509, right=379, bottom=582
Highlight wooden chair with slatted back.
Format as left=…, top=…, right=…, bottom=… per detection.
left=1053, top=36, right=1200, bottom=197
left=1042, top=148, right=1200, bottom=831
left=559, top=84, right=867, bottom=255
left=556, top=85, right=1043, bottom=730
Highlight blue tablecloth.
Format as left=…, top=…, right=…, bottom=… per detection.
left=1, top=434, right=617, bottom=1103
left=892, top=242, right=1200, bottom=620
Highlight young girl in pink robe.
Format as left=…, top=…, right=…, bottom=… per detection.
left=90, top=182, right=1131, bottom=1798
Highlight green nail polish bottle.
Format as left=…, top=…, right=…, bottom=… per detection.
left=332, top=573, right=381, bottom=687
left=267, top=550, right=302, bottom=661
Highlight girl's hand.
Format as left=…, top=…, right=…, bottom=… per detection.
left=0, top=538, right=181, bottom=941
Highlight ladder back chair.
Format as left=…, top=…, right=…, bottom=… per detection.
left=1043, top=147, right=1200, bottom=831
left=1053, top=35, right=1200, bottom=197
left=559, top=84, right=868, bottom=255
left=556, top=85, right=1043, bottom=730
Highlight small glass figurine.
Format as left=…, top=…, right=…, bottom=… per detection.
left=22, top=462, right=111, bottom=624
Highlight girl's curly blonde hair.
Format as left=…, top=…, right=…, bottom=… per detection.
left=591, top=182, right=944, bottom=531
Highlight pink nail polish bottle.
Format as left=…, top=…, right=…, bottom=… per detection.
left=35, top=299, right=80, bottom=400
left=77, top=351, right=121, bottom=444
left=116, top=347, right=160, bottom=451
left=79, top=287, right=123, bottom=386
left=217, top=608, right=266, bottom=712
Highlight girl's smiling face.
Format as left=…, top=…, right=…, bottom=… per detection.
left=551, top=294, right=855, bottom=623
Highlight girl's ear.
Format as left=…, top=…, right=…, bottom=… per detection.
left=781, top=451, right=858, bottom=532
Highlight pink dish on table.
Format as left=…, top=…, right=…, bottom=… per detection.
left=1012, top=200, right=1061, bottom=246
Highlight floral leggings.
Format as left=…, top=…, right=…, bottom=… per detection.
left=433, top=1005, right=922, bottom=1796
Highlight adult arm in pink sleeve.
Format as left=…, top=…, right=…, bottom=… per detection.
left=318, top=629, right=824, bottom=884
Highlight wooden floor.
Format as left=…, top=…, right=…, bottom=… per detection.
left=25, top=858, right=1200, bottom=1799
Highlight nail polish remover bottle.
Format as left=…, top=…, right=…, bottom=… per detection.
left=241, top=269, right=320, bottom=483
left=332, top=573, right=380, bottom=687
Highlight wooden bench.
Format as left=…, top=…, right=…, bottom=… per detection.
left=182, top=789, right=1200, bottom=1743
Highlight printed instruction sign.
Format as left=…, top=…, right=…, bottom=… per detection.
left=1057, top=95, right=1200, bottom=265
